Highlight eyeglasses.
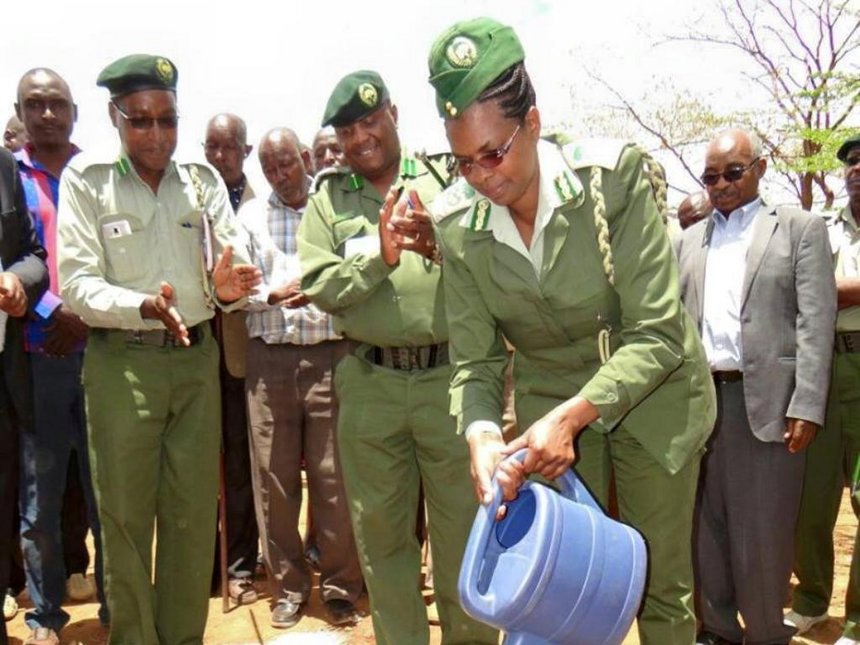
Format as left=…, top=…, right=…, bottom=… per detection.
left=454, top=124, right=521, bottom=175
left=112, top=101, right=179, bottom=131
left=844, top=154, right=860, bottom=168
left=700, top=158, right=760, bottom=186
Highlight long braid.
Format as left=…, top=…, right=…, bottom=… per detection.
left=590, top=166, right=615, bottom=287
left=634, top=145, right=668, bottom=224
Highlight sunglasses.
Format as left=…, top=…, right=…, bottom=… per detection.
left=112, top=101, right=179, bottom=131
left=844, top=154, right=860, bottom=168
left=455, top=124, right=521, bottom=175
left=700, top=158, right=760, bottom=186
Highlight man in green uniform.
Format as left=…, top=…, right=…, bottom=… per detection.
left=56, top=54, right=260, bottom=645
left=786, top=134, right=860, bottom=645
left=297, top=70, right=497, bottom=645
left=425, top=18, right=716, bottom=644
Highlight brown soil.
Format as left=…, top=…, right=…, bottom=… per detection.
left=6, top=490, right=856, bottom=644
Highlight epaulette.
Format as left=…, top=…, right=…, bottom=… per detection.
left=559, top=138, right=628, bottom=172
left=65, top=150, right=113, bottom=173
left=412, top=151, right=455, bottom=189
left=428, top=178, right=477, bottom=224
left=179, top=161, right=219, bottom=184
left=313, top=165, right=352, bottom=193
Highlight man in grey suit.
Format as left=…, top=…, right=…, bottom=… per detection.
left=675, top=129, right=837, bottom=645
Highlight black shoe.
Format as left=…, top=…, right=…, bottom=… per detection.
left=696, top=631, right=742, bottom=645
left=325, top=598, right=361, bottom=626
left=271, top=599, right=302, bottom=629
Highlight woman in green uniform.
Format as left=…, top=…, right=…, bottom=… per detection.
left=423, top=17, right=716, bottom=645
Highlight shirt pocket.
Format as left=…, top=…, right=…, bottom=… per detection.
left=332, top=217, right=373, bottom=256
left=99, top=213, right=147, bottom=283
left=175, top=209, right=206, bottom=276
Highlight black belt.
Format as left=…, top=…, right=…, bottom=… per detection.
left=370, top=343, right=449, bottom=371
left=124, top=323, right=205, bottom=348
left=835, top=331, right=860, bottom=354
left=712, top=370, right=743, bottom=383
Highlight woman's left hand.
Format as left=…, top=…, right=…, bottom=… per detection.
left=502, top=396, right=599, bottom=486
left=387, top=190, right=439, bottom=261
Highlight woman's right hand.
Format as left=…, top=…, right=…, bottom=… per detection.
left=468, top=430, right=525, bottom=507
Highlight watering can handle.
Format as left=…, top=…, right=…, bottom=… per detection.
left=506, top=448, right=602, bottom=513
left=458, top=447, right=603, bottom=617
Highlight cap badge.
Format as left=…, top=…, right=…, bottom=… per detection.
left=155, top=58, right=174, bottom=83
left=358, top=83, right=378, bottom=107
left=446, top=36, right=478, bottom=68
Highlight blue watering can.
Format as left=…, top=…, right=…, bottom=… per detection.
left=458, top=449, right=648, bottom=645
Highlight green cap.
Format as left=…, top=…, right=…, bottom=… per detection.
left=837, top=133, right=860, bottom=163
left=427, top=17, right=525, bottom=119
left=321, top=70, right=389, bottom=127
left=97, top=54, right=178, bottom=99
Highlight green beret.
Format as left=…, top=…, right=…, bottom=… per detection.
left=321, top=70, right=389, bottom=128
left=427, top=17, right=525, bottom=119
left=97, top=54, right=178, bottom=99
left=837, top=133, right=860, bottom=163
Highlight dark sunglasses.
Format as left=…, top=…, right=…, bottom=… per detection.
left=112, top=101, right=179, bottom=131
left=455, top=124, right=521, bottom=175
left=700, top=158, right=760, bottom=186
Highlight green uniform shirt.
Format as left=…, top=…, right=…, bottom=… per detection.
left=828, top=205, right=860, bottom=332
left=298, top=155, right=449, bottom=347
left=57, top=151, right=249, bottom=330
left=431, top=140, right=716, bottom=474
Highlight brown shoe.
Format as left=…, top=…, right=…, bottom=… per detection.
left=25, top=627, right=59, bottom=645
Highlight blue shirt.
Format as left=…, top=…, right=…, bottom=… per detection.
left=701, top=197, right=762, bottom=371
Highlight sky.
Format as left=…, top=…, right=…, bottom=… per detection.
left=2, top=0, right=853, bottom=205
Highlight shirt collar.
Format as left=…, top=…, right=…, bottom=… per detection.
left=837, top=204, right=860, bottom=233
left=711, top=196, right=762, bottom=229
left=267, top=176, right=312, bottom=212
left=16, top=142, right=81, bottom=174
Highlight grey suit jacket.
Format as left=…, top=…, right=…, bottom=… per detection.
left=675, top=202, right=836, bottom=441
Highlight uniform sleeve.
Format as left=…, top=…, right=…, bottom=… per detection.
left=437, top=226, right=508, bottom=434
left=578, top=146, right=687, bottom=429
left=5, top=157, right=48, bottom=307
left=57, top=167, right=149, bottom=329
left=297, top=187, right=395, bottom=314
left=786, top=214, right=836, bottom=425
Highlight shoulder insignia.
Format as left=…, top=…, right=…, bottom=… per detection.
left=461, top=198, right=492, bottom=232
left=560, top=138, right=628, bottom=171
left=428, top=178, right=475, bottom=223
left=400, top=156, right=419, bottom=178
left=553, top=170, right=585, bottom=208
left=179, top=161, right=219, bottom=183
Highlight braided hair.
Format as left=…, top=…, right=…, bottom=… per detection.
left=476, top=62, right=536, bottom=122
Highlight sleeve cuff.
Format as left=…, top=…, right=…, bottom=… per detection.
left=34, top=291, right=63, bottom=320
left=464, top=420, right=504, bottom=442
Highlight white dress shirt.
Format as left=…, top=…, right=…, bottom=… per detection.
left=701, top=197, right=762, bottom=371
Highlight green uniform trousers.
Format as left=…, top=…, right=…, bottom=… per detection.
left=792, top=351, right=860, bottom=639
left=561, top=424, right=700, bottom=645
left=83, top=328, right=221, bottom=645
left=334, top=350, right=498, bottom=645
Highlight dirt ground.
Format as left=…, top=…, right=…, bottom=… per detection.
left=5, top=488, right=857, bottom=644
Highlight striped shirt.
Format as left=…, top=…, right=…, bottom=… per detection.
left=16, top=143, right=84, bottom=352
left=240, top=185, right=338, bottom=346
